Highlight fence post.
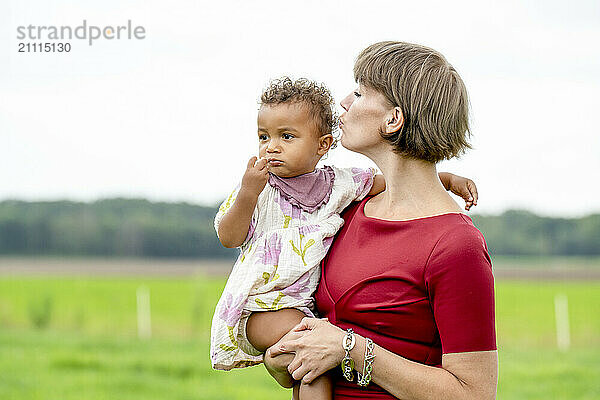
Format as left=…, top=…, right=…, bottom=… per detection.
left=137, top=285, right=152, bottom=339
left=554, top=294, right=570, bottom=352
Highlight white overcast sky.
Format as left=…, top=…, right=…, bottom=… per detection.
left=1, top=0, right=599, bottom=217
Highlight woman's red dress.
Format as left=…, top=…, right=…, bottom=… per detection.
left=314, top=197, right=497, bottom=399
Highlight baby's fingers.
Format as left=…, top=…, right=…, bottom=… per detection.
left=246, top=156, right=258, bottom=169
left=468, top=180, right=478, bottom=206
left=254, top=157, right=268, bottom=170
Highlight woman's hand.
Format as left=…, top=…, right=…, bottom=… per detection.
left=263, top=327, right=307, bottom=388
left=269, top=317, right=346, bottom=384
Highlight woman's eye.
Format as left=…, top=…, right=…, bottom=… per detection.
left=354, top=91, right=361, bottom=98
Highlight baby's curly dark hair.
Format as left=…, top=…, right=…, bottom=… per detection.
left=260, top=77, right=339, bottom=147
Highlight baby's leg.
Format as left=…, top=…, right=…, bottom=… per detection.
left=296, top=374, right=333, bottom=400
left=247, top=309, right=332, bottom=400
left=246, top=308, right=305, bottom=352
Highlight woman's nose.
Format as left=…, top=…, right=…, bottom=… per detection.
left=340, top=92, right=353, bottom=111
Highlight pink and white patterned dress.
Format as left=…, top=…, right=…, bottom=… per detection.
left=210, top=166, right=375, bottom=370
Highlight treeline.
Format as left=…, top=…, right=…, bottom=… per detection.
left=0, top=199, right=598, bottom=258
left=0, top=199, right=234, bottom=258
left=471, top=210, right=600, bottom=256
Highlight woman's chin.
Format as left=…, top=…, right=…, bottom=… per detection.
left=340, top=136, right=354, bottom=151
left=340, top=135, right=349, bottom=149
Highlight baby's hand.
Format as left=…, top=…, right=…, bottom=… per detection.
left=241, top=156, right=269, bottom=198
left=448, top=174, right=478, bottom=211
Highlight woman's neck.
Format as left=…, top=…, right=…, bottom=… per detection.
left=368, top=152, right=463, bottom=220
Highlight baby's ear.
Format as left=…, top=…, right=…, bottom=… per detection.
left=318, top=134, right=334, bottom=155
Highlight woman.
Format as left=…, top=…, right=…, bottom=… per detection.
left=265, top=41, right=498, bottom=399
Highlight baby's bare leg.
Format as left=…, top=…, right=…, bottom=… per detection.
left=298, top=374, right=333, bottom=400
left=246, top=308, right=305, bottom=352
left=248, top=310, right=332, bottom=400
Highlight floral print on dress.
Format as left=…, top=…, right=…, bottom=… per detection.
left=351, top=167, right=375, bottom=199
left=218, top=292, right=245, bottom=327
left=298, top=224, right=319, bottom=236
left=282, top=272, right=311, bottom=300
left=256, top=232, right=282, bottom=266
left=256, top=232, right=282, bottom=285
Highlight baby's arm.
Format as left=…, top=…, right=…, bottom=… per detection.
left=439, top=172, right=479, bottom=210
left=368, top=174, right=386, bottom=195
left=367, top=173, right=479, bottom=210
left=218, top=157, right=268, bottom=248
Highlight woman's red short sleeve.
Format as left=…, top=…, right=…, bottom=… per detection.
left=424, top=223, right=497, bottom=354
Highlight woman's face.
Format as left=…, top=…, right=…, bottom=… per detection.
left=339, top=84, right=392, bottom=154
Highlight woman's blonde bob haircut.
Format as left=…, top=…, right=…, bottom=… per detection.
left=354, top=41, right=471, bottom=163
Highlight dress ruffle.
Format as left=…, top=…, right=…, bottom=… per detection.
left=268, top=166, right=335, bottom=213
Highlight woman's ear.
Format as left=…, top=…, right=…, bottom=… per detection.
left=317, top=134, right=334, bottom=156
left=385, top=107, right=404, bottom=134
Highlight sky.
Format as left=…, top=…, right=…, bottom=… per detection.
left=1, top=0, right=599, bottom=217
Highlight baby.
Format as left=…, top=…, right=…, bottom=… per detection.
left=210, top=77, right=478, bottom=399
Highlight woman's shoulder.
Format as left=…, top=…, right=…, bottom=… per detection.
left=433, top=214, right=487, bottom=250
left=424, top=215, right=491, bottom=278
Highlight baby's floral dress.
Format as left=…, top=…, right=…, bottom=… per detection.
left=210, top=166, right=375, bottom=370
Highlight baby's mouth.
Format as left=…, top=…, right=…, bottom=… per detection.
left=268, top=159, right=283, bottom=167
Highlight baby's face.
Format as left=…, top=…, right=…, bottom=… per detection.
left=257, top=103, right=324, bottom=178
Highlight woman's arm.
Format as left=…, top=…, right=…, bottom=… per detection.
left=217, top=156, right=268, bottom=248
left=346, top=328, right=497, bottom=400
left=271, top=318, right=497, bottom=400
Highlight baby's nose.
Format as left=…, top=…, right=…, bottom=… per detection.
left=267, top=142, right=280, bottom=152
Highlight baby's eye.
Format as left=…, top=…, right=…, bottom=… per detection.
left=258, top=134, right=268, bottom=141
left=282, top=133, right=294, bottom=140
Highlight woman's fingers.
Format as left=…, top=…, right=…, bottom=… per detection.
left=269, top=338, right=300, bottom=357
left=275, top=329, right=306, bottom=347
left=268, top=320, right=346, bottom=386
left=291, top=361, right=324, bottom=384
left=290, top=362, right=310, bottom=381
left=291, top=317, right=317, bottom=332
left=287, top=357, right=302, bottom=375
left=302, top=369, right=321, bottom=384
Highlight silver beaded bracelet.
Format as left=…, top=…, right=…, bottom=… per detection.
left=357, top=337, right=376, bottom=387
left=341, top=328, right=356, bottom=382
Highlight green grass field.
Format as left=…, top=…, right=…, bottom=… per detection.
left=0, top=264, right=599, bottom=399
